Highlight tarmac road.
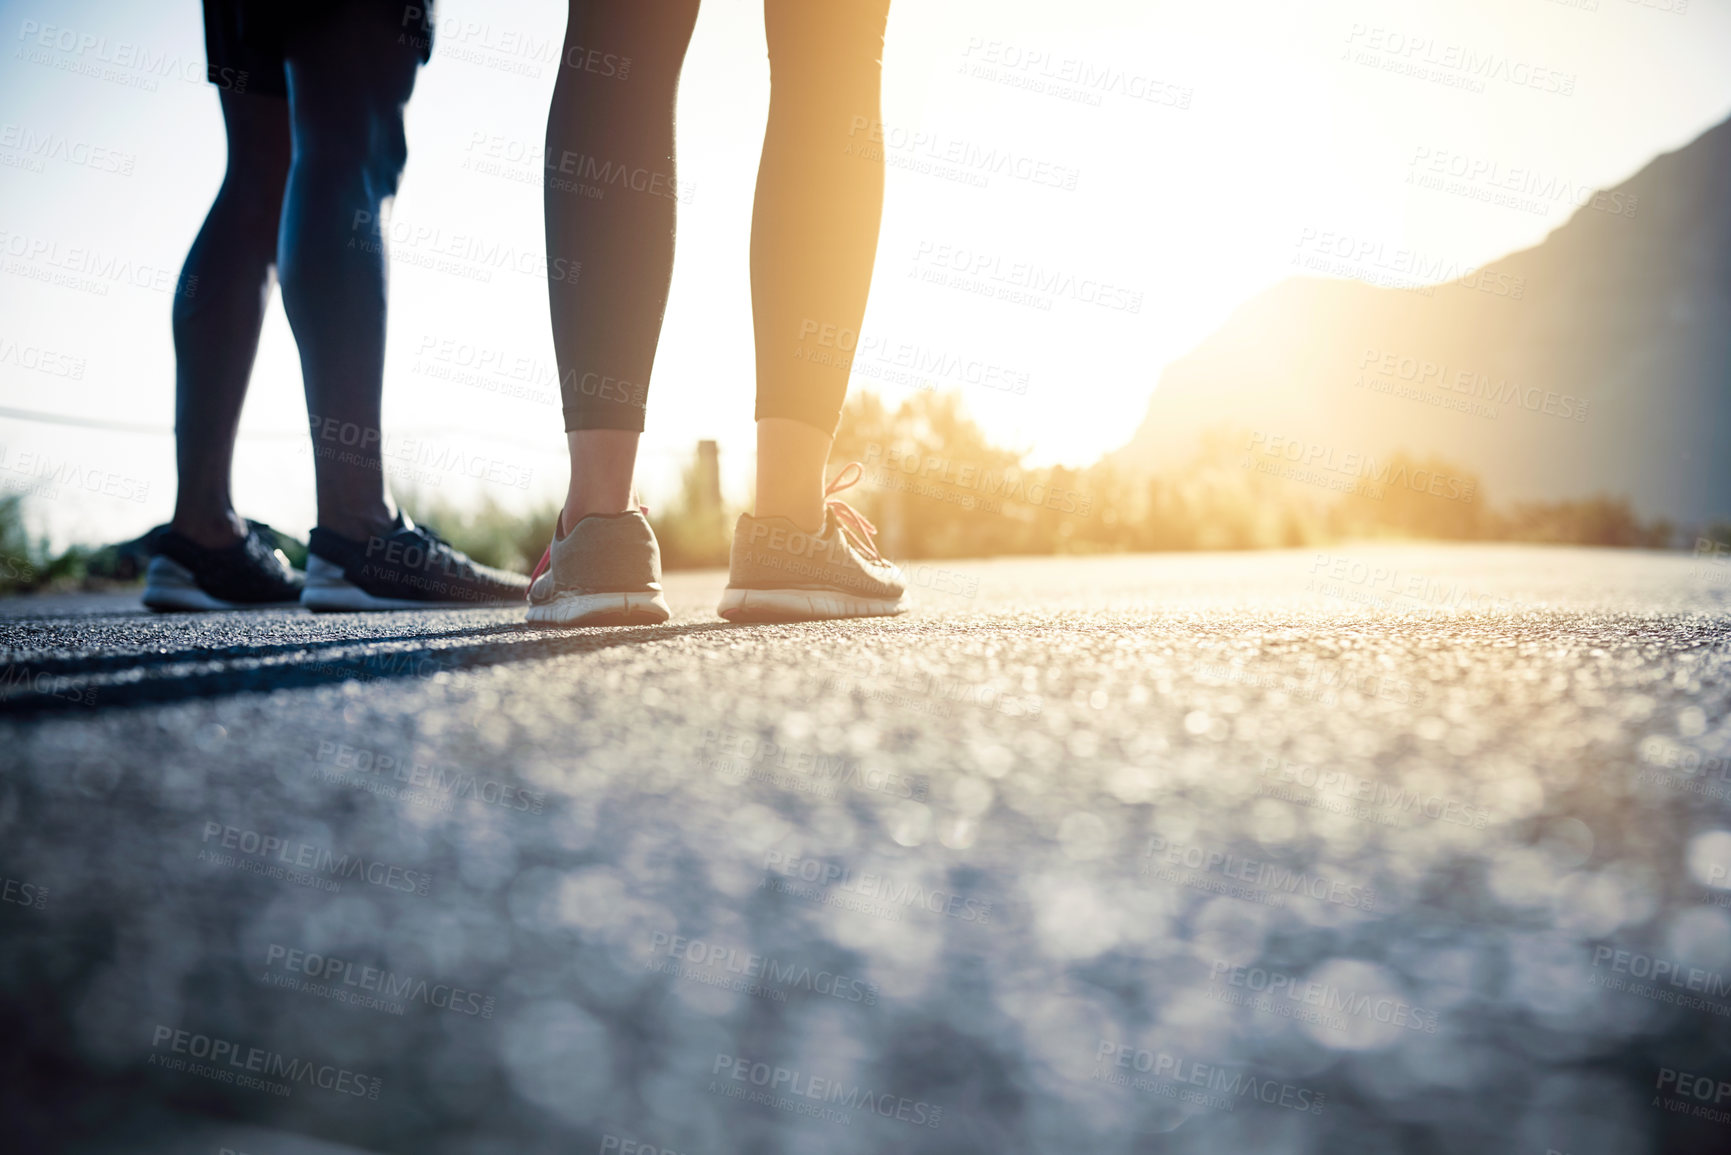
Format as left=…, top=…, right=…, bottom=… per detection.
left=2, top=544, right=1730, bottom=1155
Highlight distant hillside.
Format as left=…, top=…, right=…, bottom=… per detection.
left=1114, top=116, right=1731, bottom=524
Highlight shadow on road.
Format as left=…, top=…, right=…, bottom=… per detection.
left=0, top=620, right=747, bottom=718
left=11, top=620, right=558, bottom=679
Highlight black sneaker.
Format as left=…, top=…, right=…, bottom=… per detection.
left=142, top=521, right=304, bottom=612
left=302, top=514, right=528, bottom=611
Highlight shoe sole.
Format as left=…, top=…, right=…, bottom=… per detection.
left=141, top=556, right=299, bottom=613
left=301, top=556, right=523, bottom=612
left=525, top=589, right=672, bottom=626
left=717, top=587, right=909, bottom=622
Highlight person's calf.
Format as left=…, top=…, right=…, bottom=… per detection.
left=754, top=418, right=833, bottom=533
left=562, top=429, right=640, bottom=534
left=277, top=8, right=420, bottom=546
left=168, top=93, right=292, bottom=552
left=276, top=155, right=404, bottom=547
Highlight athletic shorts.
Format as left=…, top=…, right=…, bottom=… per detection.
left=202, top=0, right=437, bottom=98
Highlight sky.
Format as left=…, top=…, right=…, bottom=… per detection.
left=2, top=0, right=1729, bottom=548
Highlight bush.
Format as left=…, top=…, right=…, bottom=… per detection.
left=827, top=389, right=1676, bottom=557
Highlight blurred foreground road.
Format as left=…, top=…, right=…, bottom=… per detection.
left=2, top=545, right=1731, bottom=1155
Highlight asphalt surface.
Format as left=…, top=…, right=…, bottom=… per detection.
left=2, top=544, right=1730, bottom=1155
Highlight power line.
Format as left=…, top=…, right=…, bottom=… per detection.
left=0, top=405, right=191, bottom=436
left=0, top=405, right=708, bottom=456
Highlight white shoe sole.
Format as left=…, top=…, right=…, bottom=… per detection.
left=525, top=589, right=672, bottom=626
left=717, top=587, right=909, bottom=622
left=141, top=556, right=297, bottom=613
left=300, top=555, right=511, bottom=612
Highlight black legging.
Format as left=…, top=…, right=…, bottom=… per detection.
left=546, top=0, right=890, bottom=437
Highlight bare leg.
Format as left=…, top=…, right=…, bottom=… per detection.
left=168, top=90, right=290, bottom=548
left=561, top=430, right=640, bottom=533
left=277, top=5, right=422, bottom=542
left=750, top=0, right=890, bottom=527
left=754, top=419, right=832, bottom=533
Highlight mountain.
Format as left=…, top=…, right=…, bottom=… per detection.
left=1113, top=116, right=1731, bottom=524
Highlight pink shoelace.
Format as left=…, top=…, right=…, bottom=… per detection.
left=824, top=462, right=884, bottom=564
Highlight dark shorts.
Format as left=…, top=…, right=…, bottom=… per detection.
left=203, top=0, right=436, bottom=98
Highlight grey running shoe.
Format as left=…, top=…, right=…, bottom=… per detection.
left=719, top=464, right=909, bottom=622
left=525, top=509, right=672, bottom=626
